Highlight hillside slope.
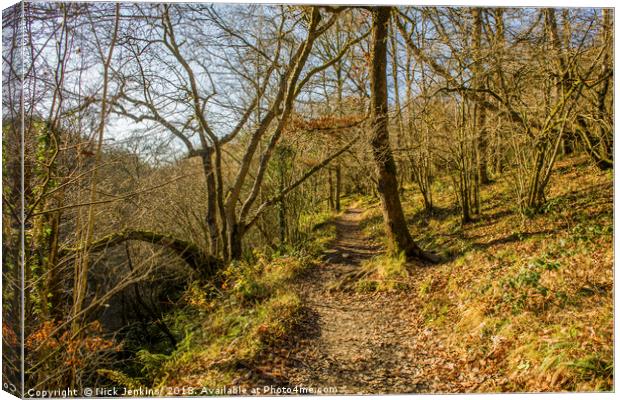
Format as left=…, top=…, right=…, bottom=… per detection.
left=343, top=155, right=613, bottom=392
left=117, top=155, right=612, bottom=394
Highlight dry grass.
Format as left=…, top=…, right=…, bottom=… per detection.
left=354, top=252, right=410, bottom=292
left=100, top=212, right=337, bottom=391
left=360, top=155, right=613, bottom=392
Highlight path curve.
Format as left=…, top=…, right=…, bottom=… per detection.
left=284, top=208, right=429, bottom=394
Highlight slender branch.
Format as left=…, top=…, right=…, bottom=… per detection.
left=294, top=29, right=371, bottom=98
left=33, top=172, right=198, bottom=216
left=244, top=136, right=358, bottom=230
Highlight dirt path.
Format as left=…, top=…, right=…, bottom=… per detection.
left=282, top=208, right=433, bottom=394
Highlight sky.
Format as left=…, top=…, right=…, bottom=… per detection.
left=3, top=0, right=611, bottom=164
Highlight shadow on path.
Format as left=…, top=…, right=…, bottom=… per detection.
left=278, top=207, right=430, bottom=394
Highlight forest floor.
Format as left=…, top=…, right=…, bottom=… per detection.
left=283, top=208, right=430, bottom=394
left=250, top=155, right=613, bottom=394
left=158, top=155, right=611, bottom=394
left=258, top=207, right=492, bottom=394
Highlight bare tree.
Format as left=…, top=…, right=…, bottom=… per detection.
left=112, top=5, right=364, bottom=262
left=368, top=7, right=436, bottom=262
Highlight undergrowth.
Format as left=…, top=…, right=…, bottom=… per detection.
left=356, top=155, right=613, bottom=392
left=355, top=252, right=409, bottom=292
left=99, top=209, right=337, bottom=390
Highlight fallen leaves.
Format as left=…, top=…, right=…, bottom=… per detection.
left=238, top=158, right=612, bottom=394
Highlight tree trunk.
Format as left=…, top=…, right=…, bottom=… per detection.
left=228, top=222, right=244, bottom=261
left=472, top=8, right=490, bottom=184
left=335, top=165, right=341, bottom=212
left=200, top=148, right=219, bottom=255
left=369, top=7, right=435, bottom=262
left=279, top=168, right=287, bottom=245
left=328, top=169, right=335, bottom=210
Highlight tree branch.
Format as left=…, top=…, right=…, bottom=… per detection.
left=244, top=136, right=358, bottom=230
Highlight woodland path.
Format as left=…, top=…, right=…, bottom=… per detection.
left=278, top=207, right=439, bottom=394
